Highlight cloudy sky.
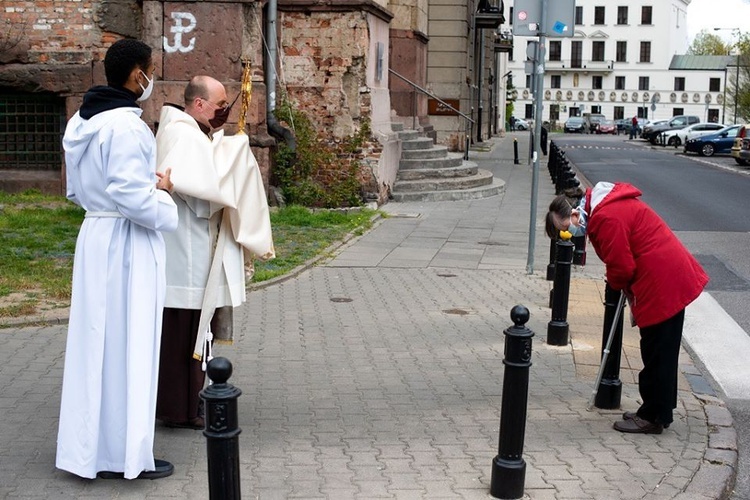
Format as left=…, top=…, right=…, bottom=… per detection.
left=686, top=0, right=750, bottom=42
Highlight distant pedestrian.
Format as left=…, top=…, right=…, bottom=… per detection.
left=541, top=122, right=549, bottom=155
left=629, top=116, right=638, bottom=140
left=509, top=115, right=516, bottom=131
left=546, top=182, right=709, bottom=434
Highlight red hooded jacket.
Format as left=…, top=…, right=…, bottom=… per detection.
left=585, top=183, right=709, bottom=328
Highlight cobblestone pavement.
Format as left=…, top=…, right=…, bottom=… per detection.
left=0, top=133, right=735, bottom=499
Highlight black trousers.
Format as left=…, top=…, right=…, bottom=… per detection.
left=636, top=309, right=685, bottom=426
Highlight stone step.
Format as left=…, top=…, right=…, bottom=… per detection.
left=401, top=137, right=435, bottom=151
left=397, top=162, right=478, bottom=181
left=391, top=177, right=505, bottom=202
left=401, top=145, right=450, bottom=160
left=399, top=154, right=463, bottom=170
left=391, top=122, right=404, bottom=132
left=397, top=130, right=420, bottom=141
left=393, top=168, right=494, bottom=193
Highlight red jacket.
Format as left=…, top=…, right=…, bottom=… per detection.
left=585, top=183, right=709, bottom=328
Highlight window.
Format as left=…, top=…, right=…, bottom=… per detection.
left=674, top=77, right=685, bottom=91
left=594, top=6, right=605, bottom=25
left=615, top=76, right=625, bottom=90
left=614, top=106, right=624, bottom=120
left=592, top=41, right=605, bottom=62
left=673, top=108, right=684, bottom=116
left=575, top=6, right=583, bottom=25
left=525, top=75, right=532, bottom=88
left=0, top=91, right=65, bottom=170
left=708, top=109, right=720, bottom=122
left=549, top=41, right=562, bottom=61
left=641, top=6, right=652, bottom=25
left=525, top=104, right=533, bottom=119
left=638, top=76, right=649, bottom=90
left=709, top=78, right=721, bottom=92
left=551, top=75, right=561, bottom=88
left=639, top=42, right=651, bottom=63
left=617, top=6, right=628, bottom=25
left=592, top=76, right=603, bottom=89
left=616, top=41, right=627, bottom=62
left=591, top=105, right=601, bottom=114
left=571, top=41, right=583, bottom=68
left=550, top=104, right=560, bottom=121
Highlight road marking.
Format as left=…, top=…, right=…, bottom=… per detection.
left=684, top=292, right=750, bottom=400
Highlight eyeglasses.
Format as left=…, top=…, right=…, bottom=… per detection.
left=199, top=97, right=229, bottom=111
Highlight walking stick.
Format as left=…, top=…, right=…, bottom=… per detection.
left=586, top=290, right=626, bottom=411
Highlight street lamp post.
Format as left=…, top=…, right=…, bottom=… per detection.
left=714, top=27, right=741, bottom=124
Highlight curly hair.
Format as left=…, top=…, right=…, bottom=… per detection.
left=104, top=39, right=152, bottom=88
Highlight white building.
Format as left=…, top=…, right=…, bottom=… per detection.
left=504, top=0, right=737, bottom=126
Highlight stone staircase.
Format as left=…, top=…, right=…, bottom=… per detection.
left=390, top=123, right=504, bottom=202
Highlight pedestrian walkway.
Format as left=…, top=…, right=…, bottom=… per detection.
left=0, top=132, right=736, bottom=499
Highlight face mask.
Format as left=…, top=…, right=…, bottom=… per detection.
left=137, top=70, right=154, bottom=102
left=568, top=221, right=585, bottom=238
left=209, top=105, right=231, bottom=129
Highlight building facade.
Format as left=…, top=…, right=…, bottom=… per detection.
left=505, top=0, right=737, bottom=127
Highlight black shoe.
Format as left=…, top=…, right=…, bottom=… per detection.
left=623, top=411, right=670, bottom=428
left=97, top=459, right=174, bottom=480
left=613, top=415, right=663, bottom=434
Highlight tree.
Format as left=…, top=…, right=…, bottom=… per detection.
left=725, top=32, right=750, bottom=123
left=688, top=30, right=731, bottom=56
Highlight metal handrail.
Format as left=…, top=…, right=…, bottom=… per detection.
left=389, top=68, right=474, bottom=159
left=389, top=69, right=474, bottom=123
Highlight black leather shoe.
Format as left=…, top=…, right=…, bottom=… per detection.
left=97, top=459, right=174, bottom=480
left=623, top=411, right=669, bottom=428
left=613, top=415, right=663, bottom=434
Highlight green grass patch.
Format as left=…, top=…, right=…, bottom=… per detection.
left=0, top=190, right=83, bottom=317
left=252, top=205, right=377, bottom=283
left=0, top=193, right=376, bottom=318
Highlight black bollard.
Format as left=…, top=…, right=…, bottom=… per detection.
left=513, top=138, right=520, bottom=164
left=595, top=283, right=625, bottom=409
left=201, top=357, right=242, bottom=500
left=546, top=236, right=556, bottom=281
left=572, top=234, right=587, bottom=266
left=490, top=305, right=534, bottom=500
left=547, top=236, right=574, bottom=345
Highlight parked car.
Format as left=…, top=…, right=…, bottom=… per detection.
left=683, top=125, right=741, bottom=156
left=564, top=117, right=585, bottom=133
left=739, top=134, right=750, bottom=166
left=583, top=113, right=606, bottom=133
left=514, top=118, right=530, bottom=131
left=661, top=122, right=726, bottom=147
left=731, top=126, right=748, bottom=166
left=596, top=119, right=617, bottom=135
left=642, top=115, right=701, bottom=143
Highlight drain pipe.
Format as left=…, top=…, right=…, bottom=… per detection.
left=265, top=0, right=296, bottom=150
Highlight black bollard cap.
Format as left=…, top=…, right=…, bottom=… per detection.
left=510, top=305, right=530, bottom=326
left=207, top=357, right=233, bottom=384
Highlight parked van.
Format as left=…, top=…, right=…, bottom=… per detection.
left=582, top=113, right=606, bottom=134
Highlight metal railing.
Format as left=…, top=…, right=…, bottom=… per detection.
left=389, top=68, right=474, bottom=160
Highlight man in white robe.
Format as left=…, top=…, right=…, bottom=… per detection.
left=154, top=76, right=274, bottom=428
left=56, top=39, right=179, bottom=480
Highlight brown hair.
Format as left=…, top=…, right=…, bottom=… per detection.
left=545, top=195, right=573, bottom=239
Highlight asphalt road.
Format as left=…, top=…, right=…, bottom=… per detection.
left=550, top=133, right=750, bottom=500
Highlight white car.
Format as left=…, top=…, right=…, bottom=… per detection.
left=661, top=122, right=726, bottom=147
left=514, top=118, right=530, bottom=131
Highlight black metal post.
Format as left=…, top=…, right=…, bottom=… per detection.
left=547, top=237, right=573, bottom=345
left=490, top=305, right=534, bottom=500
left=546, top=236, right=556, bottom=281
left=572, top=235, right=586, bottom=266
left=201, top=357, right=242, bottom=500
left=595, top=283, right=624, bottom=409
left=513, top=138, right=519, bottom=164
